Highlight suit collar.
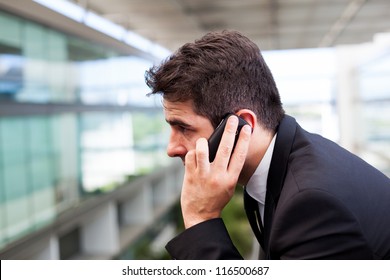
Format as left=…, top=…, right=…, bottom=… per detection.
left=263, top=115, right=297, bottom=257
left=266, top=115, right=297, bottom=204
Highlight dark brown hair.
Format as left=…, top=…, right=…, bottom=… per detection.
left=145, top=30, right=284, bottom=130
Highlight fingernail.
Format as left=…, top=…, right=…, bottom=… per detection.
left=229, top=115, right=238, bottom=124
left=243, top=125, right=252, bottom=133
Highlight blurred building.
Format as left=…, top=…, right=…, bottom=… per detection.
left=0, top=0, right=389, bottom=259
left=0, top=1, right=183, bottom=259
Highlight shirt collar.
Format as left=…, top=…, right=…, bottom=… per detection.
left=245, top=134, right=277, bottom=204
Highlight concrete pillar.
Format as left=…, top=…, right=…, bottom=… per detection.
left=335, top=45, right=363, bottom=153
left=120, top=182, right=153, bottom=225
left=34, top=235, right=60, bottom=260
left=80, top=202, right=119, bottom=256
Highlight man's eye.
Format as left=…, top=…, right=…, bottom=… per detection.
left=178, top=126, right=188, bottom=133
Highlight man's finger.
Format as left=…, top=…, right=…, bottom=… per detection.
left=228, top=124, right=251, bottom=174
left=214, top=116, right=239, bottom=170
left=196, top=138, right=210, bottom=175
left=185, top=149, right=196, bottom=172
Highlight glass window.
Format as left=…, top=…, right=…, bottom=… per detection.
left=0, top=11, right=22, bottom=48
left=79, top=112, right=135, bottom=192
left=0, top=118, right=31, bottom=242
left=0, top=133, right=5, bottom=248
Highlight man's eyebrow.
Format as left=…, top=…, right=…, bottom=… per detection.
left=165, top=118, right=192, bottom=128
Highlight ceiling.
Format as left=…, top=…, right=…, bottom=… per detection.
left=70, top=0, right=390, bottom=52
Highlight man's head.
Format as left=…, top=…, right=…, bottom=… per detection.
left=145, top=30, right=284, bottom=130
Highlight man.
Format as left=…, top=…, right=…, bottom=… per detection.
left=145, top=30, right=390, bottom=259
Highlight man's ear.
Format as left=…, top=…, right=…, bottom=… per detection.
left=236, top=109, right=256, bottom=130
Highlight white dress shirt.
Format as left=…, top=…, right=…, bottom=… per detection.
left=245, top=134, right=277, bottom=224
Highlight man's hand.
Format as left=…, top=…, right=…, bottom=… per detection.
left=181, top=115, right=252, bottom=229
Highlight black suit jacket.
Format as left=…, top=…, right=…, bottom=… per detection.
left=166, top=115, right=390, bottom=259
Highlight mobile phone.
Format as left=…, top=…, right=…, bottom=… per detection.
left=208, top=113, right=250, bottom=162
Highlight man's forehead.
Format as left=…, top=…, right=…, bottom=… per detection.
left=163, top=99, right=212, bottom=128
left=163, top=99, right=194, bottom=114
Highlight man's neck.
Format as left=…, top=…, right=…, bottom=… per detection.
left=238, top=126, right=275, bottom=186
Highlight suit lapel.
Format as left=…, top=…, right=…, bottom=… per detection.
left=263, top=115, right=297, bottom=258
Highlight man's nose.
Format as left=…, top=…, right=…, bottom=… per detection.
left=166, top=135, right=186, bottom=158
